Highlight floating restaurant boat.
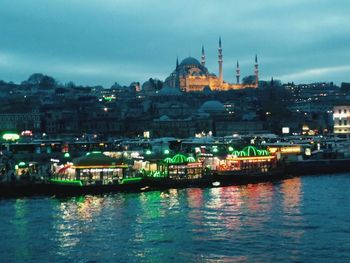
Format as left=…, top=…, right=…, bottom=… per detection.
left=199, top=145, right=287, bottom=186
left=47, top=152, right=145, bottom=195
left=142, top=153, right=212, bottom=189
left=1, top=152, right=145, bottom=198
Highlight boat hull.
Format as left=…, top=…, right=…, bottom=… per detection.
left=286, top=159, right=350, bottom=175
left=0, top=181, right=147, bottom=198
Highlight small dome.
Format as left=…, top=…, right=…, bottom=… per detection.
left=73, top=152, right=121, bottom=167
left=159, top=115, right=171, bottom=121
left=172, top=154, right=187, bottom=164
left=157, top=86, right=182, bottom=96
left=141, top=80, right=155, bottom=92
left=180, top=57, right=201, bottom=67
left=200, top=100, right=225, bottom=113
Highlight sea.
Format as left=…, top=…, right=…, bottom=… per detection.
left=1, top=174, right=350, bottom=263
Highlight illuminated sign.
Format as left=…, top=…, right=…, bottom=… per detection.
left=187, top=162, right=202, bottom=168
left=267, top=146, right=301, bottom=154
left=280, top=146, right=301, bottom=154
left=21, top=130, right=33, bottom=136
left=2, top=133, right=20, bottom=141
left=226, top=156, right=275, bottom=161
left=82, top=168, right=120, bottom=172
left=282, top=127, right=290, bottom=134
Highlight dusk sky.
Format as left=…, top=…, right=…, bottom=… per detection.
left=0, top=0, right=349, bottom=87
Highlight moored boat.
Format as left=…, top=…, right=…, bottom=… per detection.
left=205, top=145, right=288, bottom=186
left=142, top=153, right=212, bottom=189
left=46, top=152, right=146, bottom=196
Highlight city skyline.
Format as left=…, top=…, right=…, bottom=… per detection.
left=0, top=0, right=349, bottom=86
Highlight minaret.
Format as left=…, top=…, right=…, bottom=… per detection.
left=175, top=56, right=180, bottom=88
left=236, top=60, right=240, bottom=84
left=201, top=45, right=205, bottom=67
left=254, top=54, right=259, bottom=87
left=218, top=37, right=223, bottom=87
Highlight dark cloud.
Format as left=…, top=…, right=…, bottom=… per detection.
left=0, top=0, right=349, bottom=86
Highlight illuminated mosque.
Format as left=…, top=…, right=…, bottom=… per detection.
left=164, top=37, right=259, bottom=92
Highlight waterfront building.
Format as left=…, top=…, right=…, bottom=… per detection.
left=0, top=109, right=41, bottom=132
left=333, top=105, right=350, bottom=134
left=164, top=38, right=258, bottom=92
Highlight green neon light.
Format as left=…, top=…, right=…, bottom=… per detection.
left=233, top=150, right=241, bottom=156
left=2, top=133, right=20, bottom=141
left=50, top=179, right=83, bottom=187
left=228, top=146, right=234, bottom=152
left=212, top=148, right=218, bottom=153
left=18, top=161, right=26, bottom=167
left=121, top=177, right=142, bottom=184
left=103, top=96, right=115, bottom=101
left=164, top=149, right=170, bottom=154
left=242, top=146, right=258, bottom=156
left=164, top=157, right=173, bottom=163
left=64, top=152, right=70, bottom=158
left=145, top=150, right=152, bottom=155
left=233, top=146, right=270, bottom=157
left=172, top=154, right=187, bottom=164
left=186, top=156, right=196, bottom=163
left=260, top=150, right=269, bottom=156
left=239, top=150, right=247, bottom=156
left=86, top=152, right=91, bottom=155
left=92, top=151, right=101, bottom=154
left=147, top=170, right=167, bottom=178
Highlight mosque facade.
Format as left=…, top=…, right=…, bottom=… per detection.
left=164, top=38, right=259, bottom=92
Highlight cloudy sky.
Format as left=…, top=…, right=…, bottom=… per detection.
left=0, top=0, right=349, bottom=87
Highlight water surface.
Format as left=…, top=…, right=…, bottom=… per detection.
left=1, top=174, right=350, bottom=262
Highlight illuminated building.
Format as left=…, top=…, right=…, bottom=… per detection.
left=333, top=105, right=350, bottom=134
left=51, top=152, right=141, bottom=186
left=164, top=38, right=259, bottom=92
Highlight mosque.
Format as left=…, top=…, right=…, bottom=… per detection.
left=164, top=38, right=259, bottom=92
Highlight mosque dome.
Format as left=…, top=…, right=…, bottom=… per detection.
left=142, top=80, right=155, bottom=92
left=157, top=86, right=182, bottom=96
left=159, top=115, right=171, bottom=121
left=199, top=100, right=225, bottom=113
left=180, top=57, right=201, bottom=67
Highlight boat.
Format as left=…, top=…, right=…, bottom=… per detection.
left=0, top=152, right=146, bottom=198
left=142, top=153, right=212, bottom=189
left=205, top=145, right=288, bottom=186
left=47, top=152, right=146, bottom=195
left=286, top=157, right=350, bottom=175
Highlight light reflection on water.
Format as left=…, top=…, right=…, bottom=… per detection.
left=1, top=175, right=350, bottom=262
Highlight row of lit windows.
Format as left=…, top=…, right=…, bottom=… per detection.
left=335, top=129, right=350, bottom=133
left=338, top=120, right=348, bottom=126
left=338, top=109, right=349, bottom=114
